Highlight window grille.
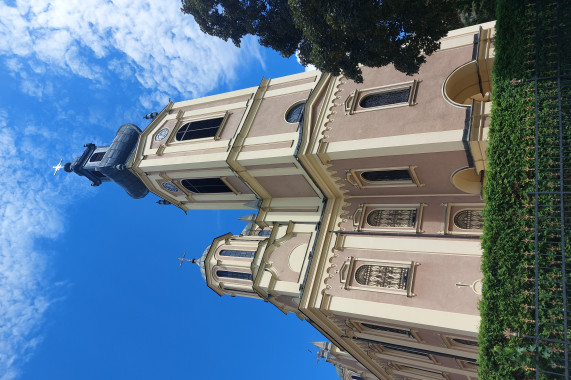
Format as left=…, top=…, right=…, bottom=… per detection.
left=355, top=265, right=409, bottom=290
left=361, top=323, right=411, bottom=337
left=181, top=178, right=231, bottom=193
left=366, top=209, right=417, bottom=228
left=219, top=250, right=255, bottom=258
left=361, top=170, right=411, bottom=182
left=453, top=210, right=484, bottom=230
left=216, top=270, right=252, bottom=281
left=285, top=103, right=305, bottom=123
left=89, top=152, right=105, bottom=162
left=175, top=117, right=224, bottom=141
left=359, top=88, right=410, bottom=108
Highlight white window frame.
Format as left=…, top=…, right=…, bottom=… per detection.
left=443, top=203, right=484, bottom=235
left=353, top=203, right=426, bottom=233
left=343, top=257, right=419, bottom=297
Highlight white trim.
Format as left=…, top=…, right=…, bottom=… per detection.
left=265, top=83, right=315, bottom=98
left=328, top=296, right=480, bottom=334
left=171, top=87, right=256, bottom=110
left=325, top=130, right=465, bottom=159
left=341, top=235, right=482, bottom=256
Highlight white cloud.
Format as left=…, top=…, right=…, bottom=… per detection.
left=0, top=110, right=70, bottom=380
left=295, top=50, right=316, bottom=72
left=0, top=0, right=264, bottom=107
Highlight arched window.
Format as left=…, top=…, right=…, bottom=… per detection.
left=216, top=270, right=252, bottom=281
left=361, top=170, right=411, bottom=182
left=181, top=178, right=231, bottom=193
left=285, top=103, right=305, bottom=123
left=453, top=210, right=484, bottom=230
left=359, top=88, right=410, bottom=108
left=175, top=117, right=224, bottom=141
left=366, top=209, right=416, bottom=228
left=355, top=265, right=409, bottom=290
left=219, top=250, right=255, bottom=258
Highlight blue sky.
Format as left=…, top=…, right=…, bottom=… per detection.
left=0, top=1, right=336, bottom=379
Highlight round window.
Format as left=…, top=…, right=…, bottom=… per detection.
left=155, top=128, right=169, bottom=141
left=161, top=182, right=179, bottom=192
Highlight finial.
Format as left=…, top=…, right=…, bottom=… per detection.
left=52, top=159, right=64, bottom=175
left=177, top=252, right=198, bottom=267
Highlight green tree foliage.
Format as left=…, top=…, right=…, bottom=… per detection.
left=457, top=0, right=496, bottom=26
left=181, top=0, right=465, bottom=82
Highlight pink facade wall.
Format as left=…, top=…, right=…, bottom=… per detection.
left=267, top=232, right=311, bottom=282
left=325, top=246, right=481, bottom=315
left=256, top=175, right=318, bottom=198
left=224, top=176, right=253, bottom=194
left=340, top=195, right=483, bottom=235
left=248, top=92, right=309, bottom=137
left=328, top=314, right=478, bottom=377
left=325, top=45, right=474, bottom=143
left=330, top=150, right=474, bottom=197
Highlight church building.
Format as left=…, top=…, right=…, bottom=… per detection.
left=61, top=21, right=495, bottom=380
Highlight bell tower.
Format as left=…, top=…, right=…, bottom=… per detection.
left=61, top=123, right=149, bottom=199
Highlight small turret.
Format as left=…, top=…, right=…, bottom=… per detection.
left=61, top=123, right=149, bottom=199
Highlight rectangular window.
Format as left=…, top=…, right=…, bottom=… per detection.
left=176, top=117, right=224, bottom=141
left=346, top=166, right=423, bottom=189
left=367, top=209, right=417, bottom=228
left=368, top=342, right=436, bottom=364
left=216, top=270, right=252, bottom=281
left=89, top=152, right=105, bottom=162
left=360, top=323, right=411, bottom=337
left=181, top=178, right=232, bottom=194
left=359, top=88, right=411, bottom=108
left=355, top=265, right=409, bottom=290
left=346, top=320, right=421, bottom=342
left=219, top=250, right=255, bottom=259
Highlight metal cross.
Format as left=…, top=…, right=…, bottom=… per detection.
left=52, top=159, right=64, bottom=175
left=177, top=252, right=196, bottom=267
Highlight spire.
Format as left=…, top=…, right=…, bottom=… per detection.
left=56, top=124, right=149, bottom=199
